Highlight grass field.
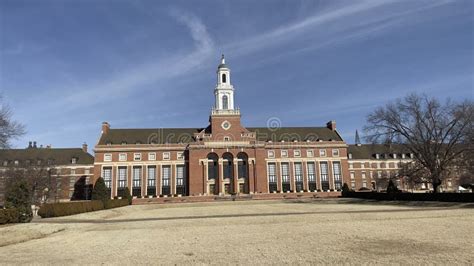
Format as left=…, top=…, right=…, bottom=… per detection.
left=0, top=199, right=472, bottom=265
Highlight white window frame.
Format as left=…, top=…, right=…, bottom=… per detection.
left=104, top=153, right=112, bottom=162
left=350, top=172, right=355, bottom=180
left=148, top=152, right=156, bottom=161
left=119, top=153, right=127, bottom=162
left=163, top=152, right=170, bottom=160
left=134, top=153, right=142, bottom=161
left=71, top=157, right=77, bottom=164
left=332, top=149, right=339, bottom=157
left=177, top=152, right=184, bottom=160
left=306, top=150, right=314, bottom=157
left=268, top=150, right=275, bottom=158
left=281, top=150, right=288, bottom=158
left=348, top=153, right=352, bottom=159
left=294, top=150, right=301, bottom=157
left=319, top=149, right=327, bottom=157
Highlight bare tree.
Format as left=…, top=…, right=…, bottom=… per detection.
left=3, top=163, right=59, bottom=205
left=364, top=93, right=473, bottom=193
left=0, top=99, right=25, bottom=149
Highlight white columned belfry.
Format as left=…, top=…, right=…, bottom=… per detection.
left=214, top=54, right=237, bottom=113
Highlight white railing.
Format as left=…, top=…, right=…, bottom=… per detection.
left=211, top=108, right=240, bottom=115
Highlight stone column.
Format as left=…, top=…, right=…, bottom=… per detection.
left=142, top=165, right=146, bottom=197
left=112, top=166, right=117, bottom=198
left=290, top=162, right=296, bottom=193
left=203, top=161, right=208, bottom=195
left=157, top=164, right=161, bottom=196
left=218, top=160, right=224, bottom=195
left=127, top=165, right=132, bottom=196
left=276, top=161, right=282, bottom=193
left=328, top=161, right=335, bottom=190
left=303, top=161, right=308, bottom=192
left=171, top=164, right=176, bottom=195
left=234, top=161, right=239, bottom=193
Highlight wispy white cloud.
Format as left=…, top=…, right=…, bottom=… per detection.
left=51, top=8, right=216, bottom=110
left=224, top=0, right=455, bottom=62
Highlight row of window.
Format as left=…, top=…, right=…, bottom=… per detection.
left=102, top=165, right=186, bottom=196
left=350, top=170, right=399, bottom=180
left=267, top=161, right=342, bottom=191
left=267, top=149, right=340, bottom=159
left=348, top=153, right=415, bottom=160
left=349, top=162, right=401, bottom=169
left=2, top=158, right=79, bottom=166
left=103, top=152, right=185, bottom=162
left=70, top=168, right=91, bottom=175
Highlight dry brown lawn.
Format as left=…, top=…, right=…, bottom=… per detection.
left=0, top=199, right=472, bottom=265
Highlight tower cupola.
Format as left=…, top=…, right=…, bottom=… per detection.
left=213, top=54, right=237, bottom=114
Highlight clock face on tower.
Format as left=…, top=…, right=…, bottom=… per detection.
left=221, top=120, right=231, bottom=130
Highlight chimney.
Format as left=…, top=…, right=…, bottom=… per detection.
left=33, top=141, right=37, bottom=148
left=28, top=141, right=32, bottom=148
left=82, top=142, right=88, bottom=153
left=102, top=122, right=110, bottom=135
left=327, top=120, right=336, bottom=131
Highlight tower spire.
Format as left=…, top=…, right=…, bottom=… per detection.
left=213, top=55, right=237, bottom=114
left=355, top=129, right=361, bottom=146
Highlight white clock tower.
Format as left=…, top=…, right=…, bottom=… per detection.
left=213, top=54, right=237, bottom=113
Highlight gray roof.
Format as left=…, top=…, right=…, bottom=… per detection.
left=98, top=126, right=343, bottom=145
left=248, top=127, right=343, bottom=142
left=98, top=128, right=203, bottom=145
left=218, top=63, right=228, bottom=69
left=348, top=144, right=410, bottom=159
left=0, top=148, right=94, bottom=166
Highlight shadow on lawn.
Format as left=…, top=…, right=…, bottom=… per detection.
left=34, top=205, right=468, bottom=224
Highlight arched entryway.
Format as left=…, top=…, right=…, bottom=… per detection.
left=237, top=152, right=249, bottom=194
left=222, top=153, right=234, bottom=194
left=207, top=153, right=219, bottom=195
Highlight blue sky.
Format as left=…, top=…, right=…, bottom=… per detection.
left=1, top=0, right=473, bottom=150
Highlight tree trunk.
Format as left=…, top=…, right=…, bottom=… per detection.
left=432, top=177, right=441, bottom=193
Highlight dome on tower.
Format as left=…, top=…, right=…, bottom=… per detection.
left=217, top=54, right=228, bottom=69
left=218, top=63, right=228, bottom=69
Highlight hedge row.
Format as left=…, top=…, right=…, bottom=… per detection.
left=104, top=199, right=129, bottom=209
left=342, top=191, right=474, bottom=202
left=0, top=208, right=19, bottom=224
left=38, top=199, right=129, bottom=218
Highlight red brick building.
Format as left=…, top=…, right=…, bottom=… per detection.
left=0, top=142, right=94, bottom=205
left=93, top=56, right=350, bottom=198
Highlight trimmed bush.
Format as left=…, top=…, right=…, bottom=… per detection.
left=386, top=180, right=400, bottom=193
left=5, top=179, right=32, bottom=223
left=0, top=208, right=19, bottom=224
left=92, top=177, right=109, bottom=203
left=38, top=199, right=131, bottom=218
left=342, top=183, right=351, bottom=193
left=104, top=199, right=129, bottom=209
left=38, top=200, right=104, bottom=218
left=341, top=191, right=474, bottom=202
left=122, top=187, right=133, bottom=205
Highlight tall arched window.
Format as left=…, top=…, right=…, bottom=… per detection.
left=222, top=95, right=228, bottom=110
left=222, top=73, right=226, bottom=83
